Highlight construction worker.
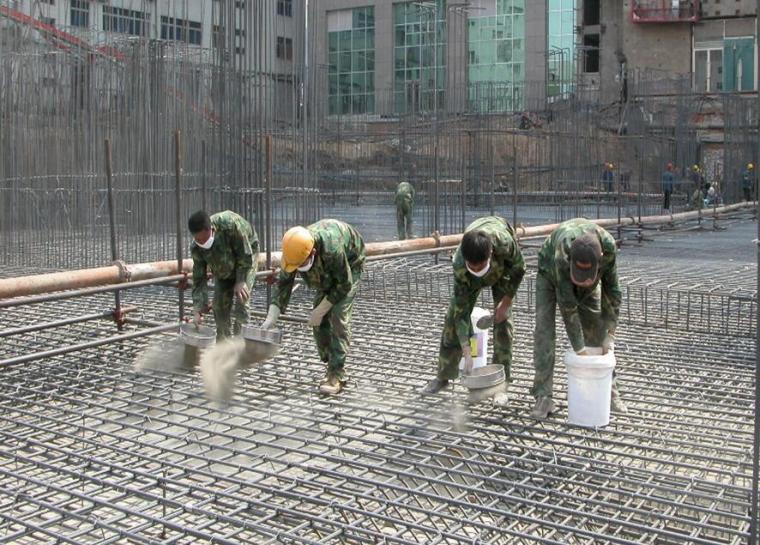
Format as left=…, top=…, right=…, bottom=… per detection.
left=188, top=210, right=259, bottom=340
left=261, top=219, right=365, bottom=395
left=531, top=218, right=626, bottom=419
left=661, top=162, right=675, bottom=210
left=742, top=162, right=755, bottom=202
left=601, top=162, right=614, bottom=193
left=688, top=164, right=704, bottom=210
left=395, top=180, right=415, bottom=240
left=421, top=216, right=525, bottom=405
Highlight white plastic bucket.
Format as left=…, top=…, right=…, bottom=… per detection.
left=564, top=347, right=616, bottom=427
left=459, top=307, right=490, bottom=372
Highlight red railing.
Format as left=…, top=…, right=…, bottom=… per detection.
left=631, top=0, right=700, bottom=23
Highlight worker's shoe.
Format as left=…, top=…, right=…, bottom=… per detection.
left=530, top=396, right=556, bottom=420
left=319, top=374, right=344, bottom=396
left=610, top=395, right=629, bottom=414
left=492, top=391, right=509, bottom=408
left=420, top=378, right=450, bottom=395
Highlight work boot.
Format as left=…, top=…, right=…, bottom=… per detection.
left=492, top=391, right=509, bottom=408
left=420, top=377, right=450, bottom=395
left=530, top=396, right=556, bottom=420
left=610, top=395, right=629, bottom=414
left=319, top=374, right=344, bottom=396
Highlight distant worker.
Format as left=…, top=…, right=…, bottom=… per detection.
left=421, top=216, right=525, bottom=406
left=601, top=162, right=614, bottom=193
left=661, top=162, right=675, bottom=210
left=189, top=210, right=259, bottom=340
left=531, top=218, right=626, bottom=419
left=395, top=180, right=415, bottom=240
left=261, top=219, right=365, bottom=395
left=742, top=162, right=755, bottom=202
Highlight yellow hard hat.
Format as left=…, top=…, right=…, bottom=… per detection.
left=281, top=226, right=314, bottom=273
left=692, top=164, right=699, bottom=171
left=749, top=163, right=754, bottom=170
left=607, top=162, right=614, bottom=169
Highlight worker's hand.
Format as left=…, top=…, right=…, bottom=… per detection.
left=234, top=282, right=250, bottom=303
left=193, top=310, right=203, bottom=327
left=494, top=296, right=512, bottom=324
left=308, top=298, right=334, bottom=327
left=602, top=333, right=615, bottom=355
left=261, top=305, right=280, bottom=330
left=462, top=343, right=474, bottom=375
left=576, top=347, right=589, bottom=356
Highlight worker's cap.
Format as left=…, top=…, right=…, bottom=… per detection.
left=748, top=163, right=755, bottom=170
left=569, top=232, right=602, bottom=285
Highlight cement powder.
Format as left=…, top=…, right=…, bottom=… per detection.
left=199, top=337, right=246, bottom=402
left=133, top=338, right=188, bottom=373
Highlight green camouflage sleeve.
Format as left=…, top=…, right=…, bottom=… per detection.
left=191, top=248, right=209, bottom=311
left=271, top=270, right=296, bottom=311
left=494, top=241, right=525, bottom=299
left=231, top=223, right=257, bottom=283
left=555, top=257, right=586, bottom=351
left=450, top=273, right=477, bottom=346
left=600, top=253, right=622, bottom=334
left=324, top=250, right=353, bottom=305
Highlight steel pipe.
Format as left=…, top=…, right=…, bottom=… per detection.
left=0, top=306, right=137, bottom=338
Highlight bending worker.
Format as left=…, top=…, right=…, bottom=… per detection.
left=531, top=218, right=626, bottom=419
left=421, top=216, right=525, bottom=406
left=395, top=180, right=415, bottom=240
left=261, top=219, right=366, bottom=395
left=188, top=210, right=259, bottom=340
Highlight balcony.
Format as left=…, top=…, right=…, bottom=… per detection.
left=631, top=0, right=700, bottom=23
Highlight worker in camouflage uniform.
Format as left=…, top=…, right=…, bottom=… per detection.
left=261, top=219, right=366, bottom=395
left=421, top=216, right=525, bottom=406
left=531, top=218, right=626, bottom=419
left=395, top=181, right=415, bottom=240
left=189, top=210, right=259, bottom=340
left=741, top=162, right=755, bottom=202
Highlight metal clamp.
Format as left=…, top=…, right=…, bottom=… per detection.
left=113, top=260, right=131, bottom=282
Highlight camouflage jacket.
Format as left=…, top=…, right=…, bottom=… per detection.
left=272, top=219, right=366, bottom=312
left=450, top=216, right=525, bottom=345
left=537, top=218, right=621, bottom=351
left=395, top=181, right=415, bottom=207
left=191, top=210, right=259, bottom=310
left=742, top=169, right=754, bottom=189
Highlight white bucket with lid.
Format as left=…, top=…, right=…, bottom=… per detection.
left=564, top=347, right=616, bottom=427
left=458, top=306, right=490, bottom=372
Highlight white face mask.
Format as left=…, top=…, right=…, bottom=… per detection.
left=196, top=231, right=214, bottom=250
left=466, top=259, right=490, bottom=278
left=297, top=254, right=315, bottom=272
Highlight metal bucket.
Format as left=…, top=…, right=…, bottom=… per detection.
left=178, top=323, right=216, bottom=368
left=240, top=325, right=282, bottom=365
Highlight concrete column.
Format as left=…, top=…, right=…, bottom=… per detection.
left=525, top=0, right=547, bottom=109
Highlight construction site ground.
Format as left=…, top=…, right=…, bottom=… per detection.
left=0, top=215, right=756, bottom=544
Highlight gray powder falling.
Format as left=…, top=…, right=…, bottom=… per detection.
left=133, top=338, right=189, bottom=373
left=200, top=337, right=247, bottom=402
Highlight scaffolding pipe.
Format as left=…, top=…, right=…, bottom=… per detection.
left=0, top=202, right=752, bottom=301
left=0, top=306, right=137, bottom=338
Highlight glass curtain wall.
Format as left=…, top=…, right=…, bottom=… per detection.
left=467, top=0, right=525, bottom=112
left=328, top=6, right=376, bottom=115
left=547, top=0, right=576, bottom=99
left=393, top=1, right=447, bottom=115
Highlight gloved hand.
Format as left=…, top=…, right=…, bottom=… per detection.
left=576, top=347, right=589, bottom=356
left=193, top=310, right=203, bottom=327
left=261, top=305, right=280, bottom=329
left=462, top=343, right=474, bottom=375
left=234, top=281, right=250, bottom=303
left=308, top=298, right=334, bottom=326
left=602, top=333, right=615, bottom=354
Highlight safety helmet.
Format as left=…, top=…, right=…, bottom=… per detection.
left=281, top=226, right=315, bottom=273
left=607, top=162, right=614, bottom=169
left=748, top=163, right=754, bottom=170
left=692, top=164, right=699, bottom=171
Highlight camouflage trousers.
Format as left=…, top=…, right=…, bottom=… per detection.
left=213, top=269, right=257, bottom=340
left=438, top=288, right=514, bottom=382
left=532, top=272, right=620, bottom=399
left=313, top=269, right=362, bottom=381
left=396, top=203, right=413, bottom=240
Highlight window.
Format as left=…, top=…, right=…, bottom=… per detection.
left=583, top=34, right=599, bottom=72
left=213, top=25, right=225, bottom=49
left=40, top=16, right=55, bottom=26
left=70, top=0, right=89, bottom=28
left=694, top=47, right=723, bottom=92
left=103, top=6, right=148, bottom=36
left=277, top=0, right=293, bottom=17
left=276, top=36, right=293, bottom=60
left=161, top=16, right=202, bottom=46
left=328, top=6, right=375, bottom=115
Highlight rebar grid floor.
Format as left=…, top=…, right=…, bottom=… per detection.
left=0, top=221, right=756, bottom=544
